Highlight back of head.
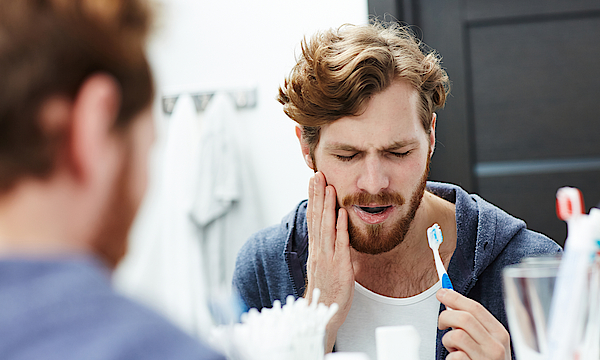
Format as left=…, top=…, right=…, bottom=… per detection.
left=278, top=21, right=450, bottom=157
left=0, top=0, right=154, bottom=193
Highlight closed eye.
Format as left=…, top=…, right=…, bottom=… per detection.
left=334, top=154, right=357, bottom=161
left=390, top=150, right=411, bottom=158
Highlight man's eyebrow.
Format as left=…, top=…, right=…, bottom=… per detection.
left=323, top=139, right=420, bottom=152
left=323, top=143, right=361, bottom=152
left=384, top=139, right=419, bottom=151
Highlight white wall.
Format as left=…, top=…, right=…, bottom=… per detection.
left=114, top=0, right=368, bottom=319
left=146, top=0, right=368, bottom=226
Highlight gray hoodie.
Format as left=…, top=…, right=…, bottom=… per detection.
left=233, top=181, right=562, bottom=359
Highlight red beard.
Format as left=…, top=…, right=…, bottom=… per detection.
left=344, top=158, right=430, bottom=255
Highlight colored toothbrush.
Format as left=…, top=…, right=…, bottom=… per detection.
left=556, top=186, right=584, bottom=221
left=547, top=187, right=593, bottom=360
left=427, top=223, right=453, bottom=290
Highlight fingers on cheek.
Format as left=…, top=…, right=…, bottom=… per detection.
left=324, top=186, right=334, bottom=211
left=337, top=208, right=347, bottom=231
left=325, top=187, right=338, bottom=220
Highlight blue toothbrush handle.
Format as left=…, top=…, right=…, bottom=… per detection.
left=441, top=273, right=454, bottom=290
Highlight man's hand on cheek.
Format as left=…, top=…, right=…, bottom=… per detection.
left=306, top=171, right=355, bottom=353
left=436, top=289, right=511, bottom=360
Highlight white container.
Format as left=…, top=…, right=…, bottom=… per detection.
left=325, top=352, right=370, bottom=360
left=376, top=325, right=420, bottom=360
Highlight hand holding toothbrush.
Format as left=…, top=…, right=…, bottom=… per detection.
left=437, top=289, right=511, bottom=360
left=305, top=171, right=355, bottom=353
left=428, top=224, right=510, bottom=360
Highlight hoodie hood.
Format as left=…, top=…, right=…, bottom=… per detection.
left=426, top=182, right=526, bottom=295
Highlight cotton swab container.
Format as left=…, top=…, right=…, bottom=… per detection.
left=209, top=288, right=338, bottom=360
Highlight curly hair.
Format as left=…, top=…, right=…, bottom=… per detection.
left=277, top=21, right=450, bottom=165
left=0, top=0, right=153, bottom=192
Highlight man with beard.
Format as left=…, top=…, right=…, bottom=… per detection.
left=233, top=22, right=561, bottom=360
left=0, top=1, right=223, bottom=359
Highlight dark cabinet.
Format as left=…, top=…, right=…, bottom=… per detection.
left=368, top=0, right=600, bottom=246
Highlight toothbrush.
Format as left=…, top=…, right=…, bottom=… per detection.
left=427, top=223, right=453, bottom=290
left=547, top=187, right=592, bottom=360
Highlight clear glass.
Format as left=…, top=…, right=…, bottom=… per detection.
left=503, top=256, right=560, bottom=360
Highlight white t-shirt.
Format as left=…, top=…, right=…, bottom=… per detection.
left=336, top=280, right=442, bottom=360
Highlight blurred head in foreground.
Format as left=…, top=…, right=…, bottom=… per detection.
left=0, top=3, right=227, bottom=359
left=0, top=0, right=154, bottom=267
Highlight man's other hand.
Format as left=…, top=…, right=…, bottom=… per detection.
left=306, top=171, right=355, bottom=353
left=437, top=289, right=511, bottom=360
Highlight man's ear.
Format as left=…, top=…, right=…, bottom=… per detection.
left=429, top=113, right=437, bottom=158
left=295, top=125, right=315, bottom=170
left=68, top=73, right=122, bottom=182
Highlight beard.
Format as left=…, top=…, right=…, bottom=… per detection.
left=344, top=157, right=430, bottom=255
left=90, top=142, right=139, bottom=269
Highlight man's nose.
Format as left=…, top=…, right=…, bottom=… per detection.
left=356, top=156, right=389, bottom=194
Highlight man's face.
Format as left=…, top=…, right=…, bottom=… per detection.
left=310, top=80, right=434, bottom=254
left=91, top=108, right=154, bottom=268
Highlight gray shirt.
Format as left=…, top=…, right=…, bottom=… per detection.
left=0, top=256, right=224, bottom=360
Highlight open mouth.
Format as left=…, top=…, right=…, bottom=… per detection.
left=358, top=206, right=391, bottom=214
left=353, top=205, right=394, bottom=224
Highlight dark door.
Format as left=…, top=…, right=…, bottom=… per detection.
left=368, top=0, right=600, bottom=246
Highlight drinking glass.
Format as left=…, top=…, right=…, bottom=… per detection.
left=503, top=257, right=560, bottom=360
